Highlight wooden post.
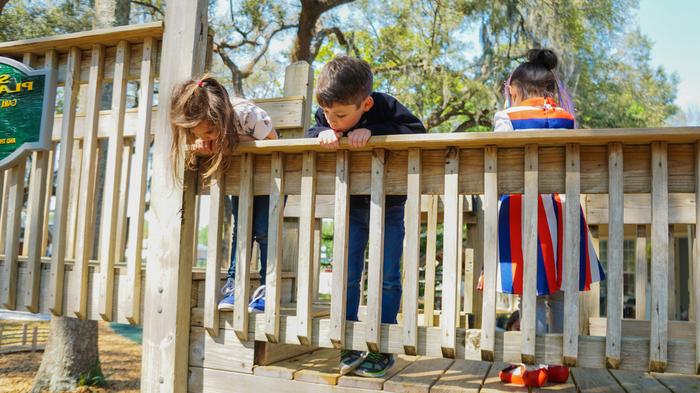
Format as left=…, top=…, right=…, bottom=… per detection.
left=296, top=151, right=317, bottom=345
left=40, top=144, right=56, bottom=257
left=72, top=44, right=105, bottom=320
left=424, top=195, right=438, bottom=327
left=402, top=148, right=421, bottom=354
left=635, top=225, right=648, bottom=320
left=98, top=40, right=130, bottom=321
left=264, top=152, right=285, bottom=343
left=125, top=36, right=156, bottom=325
left=21, top=323, right=28, bottom=346
left=366, top=149, right=386, bottom=353
left=31, top=326, right=38, bottom=352
left=24, top=50, right=58, bottom=313
left=695, top=141, right=700, bottom=374
left=521, top=144, right=538, bottom=364
left=203, top=170, right=225, bottom=337
left=234, top=154, right=254, bottom=341
left=329, top=150, right=349, bottom=349
left=563, top=144, right=581, bottom=367
left=606, top=142, right=623, bottom=368
left=48, top=47, right=81, bottom=316
left=481, top=146, right=498, bottom=360
left=1, top=157, right=26, bottom=310
left=441, top=147, right=459, bottom=358
left=140, top=1, right=208, bottom=391
left=650, top=141, right=668, bottom=372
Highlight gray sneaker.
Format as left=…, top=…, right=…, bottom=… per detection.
left=354, top=352, right=395, bottom=378
left=339, top=349, right=365, bottom=375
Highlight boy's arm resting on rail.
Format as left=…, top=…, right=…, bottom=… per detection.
left=364, top=95, right=426, bottom=135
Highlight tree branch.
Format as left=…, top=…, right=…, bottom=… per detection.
left=0, top=0, right=9, bottom=16
left=310, top=26, right=348, bottom=60
left=130, top=0, right=164, bottom=16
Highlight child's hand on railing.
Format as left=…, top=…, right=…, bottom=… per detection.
left=318, top=129, right=343, bottom=149
left=347, top=128, right=371, bottom=148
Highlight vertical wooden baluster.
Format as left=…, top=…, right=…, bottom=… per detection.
left=114, top=140, right=133, bottom=263
left=650, top=141, right=668, bottom=372
left=0, top=173, right=8, bottom=259
left=366, top=149, right=386, bottom=353
left=635, top=225, right=648, bottom=320
left=296, top=151, right=317, bottom=345
left=424, top=195, right=438, bottom=327
left=265, top=152, right=285, bottom=343
left=72, top=44, right=105, bottom=320
left=191, top=196, right=201, bottom=266
left=98, top=40, right=130, bottom=321
left=402, top=148, right=421, bottom=354
left=441, top=147, right=460, bottom=358
left=203, top=170, right=225, bottom=336
left=24, top=50, right=58, bottom=313
left=234, top=153, right=255, bottom=341
left=695, top=141, right=700, bottom=374
left=606, top=142, right=624, bottom=368
left=65, top=139, right=82, bottom=260
left=481, top=146, right=498, bottom=360
left=40, top=144, right=56, bottom=256
left=564, top=143, right=581, bottom=366
left=329, top=150, right=349, bottom=349
left=521, top=144, right=538, bottom=364
left=125, top=37, right=156, bottom=325
left=48, top=47, right=81, bottom=316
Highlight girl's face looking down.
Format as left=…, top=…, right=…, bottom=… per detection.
left=192, top=120, right=217, bottom=141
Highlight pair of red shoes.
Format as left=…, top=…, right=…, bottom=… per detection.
left=499, top=364, right=569, bottom=387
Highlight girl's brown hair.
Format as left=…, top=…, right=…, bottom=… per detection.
left=170, top=75, right=238, bottom=180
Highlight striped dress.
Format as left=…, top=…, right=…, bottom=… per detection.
left=491, top=97, right=605, bottom=295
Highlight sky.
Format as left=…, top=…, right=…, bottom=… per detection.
left=637, top=0, right=700, bottom=111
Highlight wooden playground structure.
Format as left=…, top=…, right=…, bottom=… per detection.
left=1, top=1, right=700, bottom=392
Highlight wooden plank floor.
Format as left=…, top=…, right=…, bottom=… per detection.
left=251, top=351, right=700, bottom=393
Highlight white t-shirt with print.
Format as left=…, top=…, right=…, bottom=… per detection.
left=231, top=97, right=273, bottom=140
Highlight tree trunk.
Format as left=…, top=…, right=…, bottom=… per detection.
left=292, top=5, right=322, bottom=62
left=0, top=0, right=9, bottom=17
left=94, top=0, right=131, bottom=29
left=32, top=317, right=101, bottom=393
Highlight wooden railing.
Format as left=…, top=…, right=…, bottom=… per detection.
left=193, top=128, right=700, bottom=375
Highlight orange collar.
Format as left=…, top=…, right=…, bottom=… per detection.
left=519, top=97, right=558, bottom=108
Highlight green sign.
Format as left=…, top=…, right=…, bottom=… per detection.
left=0, top=57, right=52, bottom=170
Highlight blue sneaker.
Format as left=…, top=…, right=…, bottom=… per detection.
left=339, top=350, right=365, bottom=375
left=217, top=277, right=235, bottom=311
left=354, top=352, right=395, bottom=378
left=248, top=285, right=266, bottom=313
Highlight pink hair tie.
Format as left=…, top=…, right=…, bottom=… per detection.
left=196, top=80, right=204, bottom=87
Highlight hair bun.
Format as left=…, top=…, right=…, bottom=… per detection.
left=527, top=49, right=558, bottom=71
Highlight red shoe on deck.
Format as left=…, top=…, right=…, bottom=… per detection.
left=546, top=365, right=569, bottom=383
left=499, top=364, right=548, bottom=388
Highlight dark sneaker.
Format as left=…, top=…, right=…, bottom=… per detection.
left=339, top=349, right=365, bottom=375
left=217, top=277, right=235, bottom=311
left=354, top=352, right=395, bottom=378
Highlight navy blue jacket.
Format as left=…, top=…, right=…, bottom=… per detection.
left=305, top=92, right=426, bottom=208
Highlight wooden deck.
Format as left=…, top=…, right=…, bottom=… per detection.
left=189, top=349, right=700, bottom=393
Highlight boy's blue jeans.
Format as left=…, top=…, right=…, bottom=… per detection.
left=227, top=195, right=270, bottom=286
left=345, top=196, right=405, bottom=324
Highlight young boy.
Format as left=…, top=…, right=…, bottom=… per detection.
left=306, top=56, right=426, bottom=377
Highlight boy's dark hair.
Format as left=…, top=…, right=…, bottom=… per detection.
left=315, top=56, right=373, bottom=108
left=510, top=49, right=558, bottom=98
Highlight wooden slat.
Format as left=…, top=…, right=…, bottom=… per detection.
left=97, top=40, right=130, bottom=321
left=696, top=141, right=700, bottom=374
left=607, top=142, right=624, bottom=368
left=366, top=148, right=386, bottom=353
left=441, top=147, right=460, bottom=358
left=521, top=143, right=538, bottom=363
left=40, top=144, right=56, bottom=256
left=329, top=150, right=349, bottom=348
left=636, top=225, right=648, bottom=320
left=23, top=50, right=58, bottom=313
left=480, top=146, right=498, bottom=360
left=403, top=148, right=421, bottom=354
left=113, top=141, right=133, bottom=262
left=71, top=44, right=104, bottom=319
left=254, top=348, right=324, bottom=379
left=124, top=37, right=156, bottom=325
left=563, top=143, right=581, bottom=366
left=609, top=369, right=670, bottom=393
left=430, top=359, right=490, bottom=393
left=264, top=152, right=285, bottom=342
left=0, top=173, right=8, bottom=258
left=234, top=153, right=255, bottom=341
left=650, top=141, right=669, bottom=372
left=65, top=140, right=82, bottom=260
left=571, top=367, right=625, bottom=393
left=295, top=151, right=317, bottom=345
left=48, top=47, right=81, bottom=316
left=203, top=171, right=225, bottom=337
left=383, top=357, right=454, bottom=393
left=23, top=155, right=38, bottom=257
left=480, top=361, right=522, bottom=393
left=292, top=350, right=342, bottom=385
left=653, top=372, right=700, bottom=393
left=424, top=195, right=438, bottom=327
left=1, top=162, right=26, bottom=309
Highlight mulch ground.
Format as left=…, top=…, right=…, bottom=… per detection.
left=0, top=322, right=141, bottom=393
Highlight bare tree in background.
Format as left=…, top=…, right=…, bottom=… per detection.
left=0, top=0, right=10, bottom=16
